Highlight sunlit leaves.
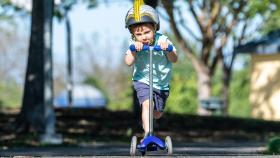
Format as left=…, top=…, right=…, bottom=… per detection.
left=54, top=0, right=98, bottom=20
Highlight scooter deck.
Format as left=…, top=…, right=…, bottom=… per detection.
left=137, top=135, right=166, bottom=152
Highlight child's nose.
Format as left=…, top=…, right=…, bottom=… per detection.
left=143, top=35, right=148, bottom=39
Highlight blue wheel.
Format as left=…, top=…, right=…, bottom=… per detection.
left=130, top=136, right=137, bottom=156
left=165, top=136, right=173, bottom=155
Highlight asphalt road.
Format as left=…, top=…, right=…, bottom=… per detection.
left=1, top=141, right=276, bottom=157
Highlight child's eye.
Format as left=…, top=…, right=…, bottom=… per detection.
left=144, top=31, right=151, bottom=34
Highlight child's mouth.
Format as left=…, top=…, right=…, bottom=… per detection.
left=143, top=41, right=149, bottom=44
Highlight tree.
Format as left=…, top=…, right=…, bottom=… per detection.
left=15, top=0, right=62, bottom=144
left=161, top=0, right=280, bottom=115
left=55, top=0, right=77, bottom=108
left=144, top=0, right=158, bottom=8
left=54, top=0, right=98, bottom=107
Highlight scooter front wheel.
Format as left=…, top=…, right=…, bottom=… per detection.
left=130, top=136, right=137, bottom=156
left=165, top=136, right=173, bottom=155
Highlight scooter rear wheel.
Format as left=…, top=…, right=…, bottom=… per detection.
left=130, top=136, right=137, bottom=156
left=165, top=136, right=173, bottom=155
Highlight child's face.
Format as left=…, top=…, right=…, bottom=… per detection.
left=131, top=24, right=155, bottom=45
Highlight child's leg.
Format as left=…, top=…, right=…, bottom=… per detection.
left=153, top=89, right=169, bottom=119
left=142, top=101, right=163, bottom=134
left=141, top=99, right=150, bottom=135
left=153, top=111, right=162, bottom=119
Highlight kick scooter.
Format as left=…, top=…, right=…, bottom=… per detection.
left=129, top=44, right=173, bottom=156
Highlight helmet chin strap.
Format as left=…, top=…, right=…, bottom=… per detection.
left=148, top=40, right=154, bottom=46
left=149, top=37, right=155, bottom=46
left=148, top=29, right=156, bottom=46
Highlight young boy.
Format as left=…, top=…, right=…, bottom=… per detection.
left=124, top=5, right=178, bottom=140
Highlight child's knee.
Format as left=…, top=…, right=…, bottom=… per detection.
left=153, top=111, right=162, bottom=119
left=142, top=100, right=149, bottom=110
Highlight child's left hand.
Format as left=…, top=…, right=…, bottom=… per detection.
left=158, top=42, right=170, bottom=51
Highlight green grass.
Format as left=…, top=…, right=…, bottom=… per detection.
left=0, top=81, right=22, bottom=109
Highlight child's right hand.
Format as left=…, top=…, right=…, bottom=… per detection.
left=132, top=41, right=144, bottom=52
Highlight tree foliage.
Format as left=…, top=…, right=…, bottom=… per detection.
left=0, top=0, right=30, bottom=18
left=160, top=0, right=280, bottom=115
left=252, top=0, right=280, bottom=34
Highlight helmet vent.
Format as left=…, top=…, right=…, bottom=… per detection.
left=134, top=0, right=144, bottom=22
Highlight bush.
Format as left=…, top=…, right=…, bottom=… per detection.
left=166, top=58, right=198, bottom=114
left=267, top=137, right=280, bottom=154
left=229, top=68, right=251, bottom=118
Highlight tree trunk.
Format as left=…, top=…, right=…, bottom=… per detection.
left=144, top=0, right=158, bottom=8
left=15, top=0, right=56, bottom=137
left=195, top=64, right=212, bottom=115
left=221, top=52, right=236, bottom=116
left=65, top=8, right=74, bottom=108
left=222, top=69, right=230, bottom=115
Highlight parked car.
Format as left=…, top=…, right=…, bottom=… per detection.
left=54, top=84, right=107, bottom=108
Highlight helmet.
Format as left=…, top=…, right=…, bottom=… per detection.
left=125, top=5, right=160, bottom=31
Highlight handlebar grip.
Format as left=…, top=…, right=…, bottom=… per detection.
left=129, top=44, right=173, bottom=52
left=167, top=44, right=174, bottom=52
left=142, top=45, right=149, bottom=51
left=129, top=44, right=136, bottom=52
left=154, top=45, right=173, bottom=52
left=129, top=44, right=150, bottom=51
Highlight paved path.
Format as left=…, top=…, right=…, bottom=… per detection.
left=0, top=141, right=277, bottom=157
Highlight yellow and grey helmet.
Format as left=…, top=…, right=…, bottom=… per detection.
left=125, top=4, right=160, bottom=31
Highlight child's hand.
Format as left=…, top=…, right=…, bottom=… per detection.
left=158, top=41, right=169, bottom=51
left=133, top=41, right=144, bottom=52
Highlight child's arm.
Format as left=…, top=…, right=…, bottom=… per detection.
left=166, top=50, right=178, bottom=63
left=158, top=42, right=178, bottom=63
left=125, top=41, right=144, bottom=66
left=124, top=50, right=136, bottom=66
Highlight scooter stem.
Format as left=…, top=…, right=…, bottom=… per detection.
left=149, top=46, right=153, bottom=136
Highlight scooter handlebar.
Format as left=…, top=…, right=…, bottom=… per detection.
left=129, top=44, right=173, bottom=52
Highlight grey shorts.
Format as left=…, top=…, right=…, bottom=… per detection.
left=133, top=81, right=169, bottom=112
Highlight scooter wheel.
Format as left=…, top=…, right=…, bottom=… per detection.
left=165, top=136, right=173, bottom=155
left=130, top=136, right=137, bottom=156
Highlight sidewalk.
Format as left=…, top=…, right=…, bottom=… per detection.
left=0, top=141, right=272, bottom=157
